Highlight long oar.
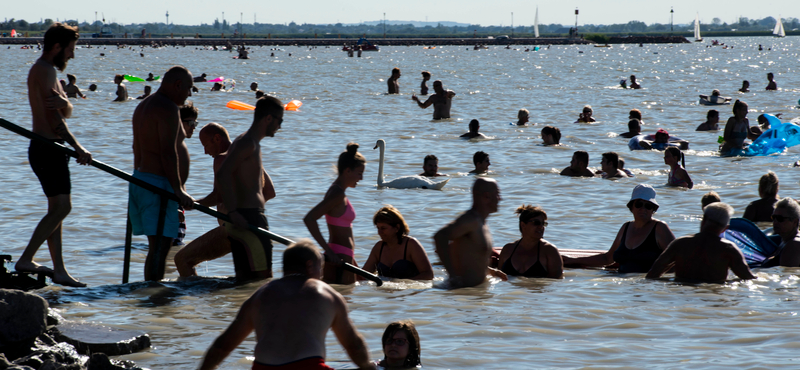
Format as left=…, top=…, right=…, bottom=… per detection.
left=0, top=118, right=383, bottom=286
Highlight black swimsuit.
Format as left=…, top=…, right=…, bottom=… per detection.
left=501, top=240, right=548, bottom=278
left=613, top=222, right=663, bottom=273
left=376, top=238, right=419, bottom=279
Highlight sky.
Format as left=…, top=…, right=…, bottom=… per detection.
left=4, top=0, right=798, bottom=27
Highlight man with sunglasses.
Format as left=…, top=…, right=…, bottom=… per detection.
left=765, top=198, right=800, bottom=267
left=647, top=202, right=755, bottom=283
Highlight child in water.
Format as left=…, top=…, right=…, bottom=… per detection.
left=664, top=147, right=693, bottom=189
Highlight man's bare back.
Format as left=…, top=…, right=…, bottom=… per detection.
left=132, top=93, right=184, bottom=186
left=664, top=234, right=752, bottom=283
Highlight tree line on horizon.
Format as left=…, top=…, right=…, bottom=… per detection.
left=1, top=16, right=797, bottom=37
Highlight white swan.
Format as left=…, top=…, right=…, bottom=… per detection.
left=373, top=139, right=450, bottom=190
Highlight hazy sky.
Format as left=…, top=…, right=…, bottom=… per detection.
left=5, top=0, right=797, bottom=27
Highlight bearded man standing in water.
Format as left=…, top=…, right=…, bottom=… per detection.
left=16, top=23, right=92, bottom=287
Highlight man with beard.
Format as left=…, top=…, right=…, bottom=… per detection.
left=15, top=23, right=92, bottom=287
left=130, top=65, right=195, bottom=281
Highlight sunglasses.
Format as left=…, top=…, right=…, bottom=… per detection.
left=633, top=200, right=657, bottom=211
left=528, top=219, right=548, bottom=227
left=772, top=215, right=796, bottom=222
left=385, top=338, right=408, bottom=346
left=184, top=119, right=198, bottom=129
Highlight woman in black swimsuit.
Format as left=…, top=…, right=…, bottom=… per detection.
left=497, top=205, right=563, bottom=279
left=563, top=184, right=676, bottom=273
left=361, top=206, right=434, bottom=280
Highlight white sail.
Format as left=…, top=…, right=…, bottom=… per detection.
left=773, top=17, right=786, bottom=37
left=534, top=7, right=540, bottom=38
left=694, top=13, right=702, bottom=42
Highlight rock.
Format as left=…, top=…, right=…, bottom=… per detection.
left=11, top=342, right=82, bottom=370
left=49, top=323, right=150, bottom=356
left=5, top=366, right=35, bottom=370
left=85, top=354, right=143, bottom=370
left=0, top=289, right=48, bottom=346
left=46, top=309, right=63, bottom=327
left=1, top=353, right=11, bottom=368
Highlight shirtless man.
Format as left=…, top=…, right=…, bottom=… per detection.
left=420, top=154, right=447, bottom=177
left=696, top=110, right=720, bottom=131
left=411, top=80, right=456, bottom=120
left=174, top=122, right=276, bottom=277
left=469, top=151, right=491, bottom=174
left=387, top=67, right=400, bottom=94
left=560, top=151, right=595, bottom=177
left=516, top=108, right=530, bottom=126
left=629, top=75, right=641, bottom=89
left=63, top=74, right=85, bottom=99
left=217, top=96, right=284, bottom=281
left=460, top=119, right=486, bottom=139
left=598, top=152, right=628, bottom=179
left=146, top=73, right=156, bottom=82
left=199, top=240, right=375, bottom=370
left=136, top=85, right=152, bottom=100
left=766, top=73, right=777, bottom=91
left=739, top=80, right=750, bottom=93
left=765, top=198, right=800, bottom=267
left=620, top=119, right=642, bottom=138
left=130, top=65, right=195, bottom=281
left=250, top=82, right=258, bottom=91
left=15, top=23, right=91, bottom=287
left=420, top=71, right=431, bottom=95
left=647, top=202, right=756, bottom=283
left=193, top=73, right=208, bottom=83
left=433, top=178, right=507, bottom=288
left=113, top=74, right=128, bottom=101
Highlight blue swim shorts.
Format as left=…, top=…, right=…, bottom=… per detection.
left=128, top=170, right=180, bottom=238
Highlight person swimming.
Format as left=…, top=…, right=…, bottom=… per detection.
left=664, top=147, right=693, bottom=189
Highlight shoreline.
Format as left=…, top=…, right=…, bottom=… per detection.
left=0, top=36, right=689, bottom=46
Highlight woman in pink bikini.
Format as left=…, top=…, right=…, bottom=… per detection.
left=304, top=143, right=366, bottom=284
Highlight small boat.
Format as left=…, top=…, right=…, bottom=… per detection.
left=694, top=13, right=703, bottom=42
left=773, top=16, right=786, bottom=38
left=594, top=44, right=611, bottom=48
left=342, top=38, right=379, bottom=52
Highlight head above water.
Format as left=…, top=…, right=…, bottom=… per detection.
left=541, top=125, right=561, bottom=145
left=602, top=152, right=620, bottom=171
left=473, top=151, right=489, bottom=166
left=518, top=108, right=529, bottom=120
left=629, top=109, right=642, bottom=120
left=701, top=191, right=721, bottom=209
left=628, top=119, right=642, bottom=133
left=516, top=204, right=547, bottom=233
left=469, top=119, right=480, bottom=133
left=373, top=205, right=409, bottom=244
left=702, top=202, right=734, bottom=231
left=654, top=129, right=669, bottom=143
left=254, top=96, right=284, bottom=137
left=707, top=109, right=719, bottom=120
left=758, top=171, right=779, bottom=199
left=627, top=184, right=659, bottom=212
left=381, top=320, right=422, bottom=368
left=282, top=239, right=322, bottom=277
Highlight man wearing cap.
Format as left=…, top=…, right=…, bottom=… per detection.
left=647, top=202, right=756, bottom=283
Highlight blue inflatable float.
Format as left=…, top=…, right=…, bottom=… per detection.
left=742, top=114, right=800, bottom=156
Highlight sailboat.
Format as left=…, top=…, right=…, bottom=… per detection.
left=773, top=16, right=786, bottom=38
left=694, top=13, right=703, bottom=42
left=534, top=7, right=540, bottom=38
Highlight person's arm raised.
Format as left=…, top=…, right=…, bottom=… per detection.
left=198, top=294, right=256, bottom=370
left=330, top=291, right=376, bottom=370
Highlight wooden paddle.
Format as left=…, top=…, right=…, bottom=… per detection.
left=0, top=118, right=383, bottom=286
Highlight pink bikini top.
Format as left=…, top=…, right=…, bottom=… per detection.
left=325, top=199, right=356, bottom=228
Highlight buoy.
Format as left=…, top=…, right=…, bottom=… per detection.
left=284, top=100, right=302, bottom=111
left=226, top=100, right=255, bottom=111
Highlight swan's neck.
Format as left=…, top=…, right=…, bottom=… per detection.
left=377, top=143, right=385, bottom=186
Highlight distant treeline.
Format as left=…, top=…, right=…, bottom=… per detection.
left=1, top=16, right=797, bottom=37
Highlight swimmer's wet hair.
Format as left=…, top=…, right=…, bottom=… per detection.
left=759, top=171, right=779, bottom=199
left=703, top=202, right=734, bottom=228
left=583, top=105, right=592, bottom=111
left=542, top=126, right=561, bottom=144
left=665, top=147, right=686, bottom=169
left=628, top=119, right=642, bottom=132
left=629, top=109, right=642, bottom=120
left=199, top=122, right=230, bottom=141
left=516, top=204, right=546, bottom=232
left=707, top=109, right=719, bottom=119
left=421, top=71, right=431, bottom=78
left=337, top=142, right=367, bottom=173
left=283, top=239, right=321, bottom=273
left=775, top=198, right=800, bottom=220
left=573, top=150, right=589, bottom=164
left=382, top=320, right=422, bottom=368
left=43, top=23, right=79, bottom=52
left=392, top=67, right=400, bottom=74
left=473, top=151, right=489, bottom=166
left=373, top=205, right=409, bottom=243
left=114, top=74, right=124, bottom=81
left=518, top=109, right=529, bottom=120
left=254, top=95, right=284, bottom=125
left=701, top=191, right=721, bottom=209
left=67, top=74, right=76, bottom=82
left=179, top=101, right=198, bottom=121
left=602, top=152, right=619, bottom=170
left=469, top=119, right=480, bottom=130
left=423, top=154, right=438, bottom=165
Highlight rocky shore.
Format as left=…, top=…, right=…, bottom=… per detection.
left=0, top=289, right=149, bottom=370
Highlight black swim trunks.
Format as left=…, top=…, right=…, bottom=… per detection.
left=226, top=208, right=272, bottom=281
left=28, top=139, right=70, bottom=197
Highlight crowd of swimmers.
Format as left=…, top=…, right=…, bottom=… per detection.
left=12, top=23, right=800, bottom=369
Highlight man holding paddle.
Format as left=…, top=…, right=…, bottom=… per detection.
left=16, top=23, right=91, bottom=287
left=130, top=65, right=195, bottom=281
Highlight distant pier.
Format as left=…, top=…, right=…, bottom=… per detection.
left=0, top=35, right=689, bottom=47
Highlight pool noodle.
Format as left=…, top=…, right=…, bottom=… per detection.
left=226, top=100, right=255, bottom=111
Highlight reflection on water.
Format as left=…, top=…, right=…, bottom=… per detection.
left=1, top=37, right=800, bottom=368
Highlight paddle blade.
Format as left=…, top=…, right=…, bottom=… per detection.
left=284, top=100, right=302, bottom=111
left=226, top=100, right=255, bottom=111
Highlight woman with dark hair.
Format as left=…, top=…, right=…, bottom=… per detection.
left=563, top=184, right=675, bottom=273
left=304, top=143, right=366, bottom=284
left=720, top=100, right=751, bottom=155
left=498, top=205, right=563, bottom=279
left=361, top=206, right=434, bottom=280
left=378, top=320, right=422, bottom=369
left=664, top=147, right=692, bottom=189
left=541, top=126, right=561, bottom=146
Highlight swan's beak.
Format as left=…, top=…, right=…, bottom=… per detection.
left=374, top=144, right=378, bottom=150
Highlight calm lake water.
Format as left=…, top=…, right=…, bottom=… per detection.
left=2, top=36, right=800, bottom=369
